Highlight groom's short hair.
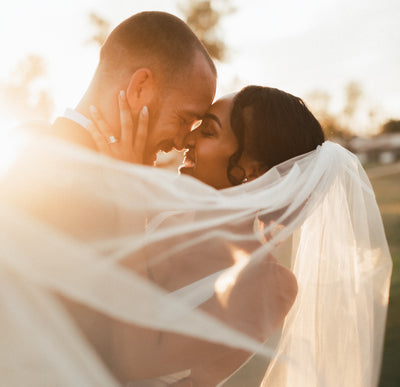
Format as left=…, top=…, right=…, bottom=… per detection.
left=99, top=11, right=216, bottom=85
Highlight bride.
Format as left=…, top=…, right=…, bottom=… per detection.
left=0, top=85, right=392, bottom=386
left=87, top=85, right=390, bottom=386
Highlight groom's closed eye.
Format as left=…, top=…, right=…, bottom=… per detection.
left=178, top=115, right=201, bottom=131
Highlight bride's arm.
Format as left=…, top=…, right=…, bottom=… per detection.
left=107, top=253, right=298, bottom=385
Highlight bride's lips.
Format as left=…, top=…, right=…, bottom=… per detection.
left=179, top=150, right=196, bottom=174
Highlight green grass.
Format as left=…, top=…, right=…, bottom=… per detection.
left=371, top=172, right=400, bottom=387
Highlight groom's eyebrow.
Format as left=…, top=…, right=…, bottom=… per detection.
left=204, top=113, right=222, bottom=128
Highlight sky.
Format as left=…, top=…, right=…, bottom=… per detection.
left=0, top=0, right=399, bottom=135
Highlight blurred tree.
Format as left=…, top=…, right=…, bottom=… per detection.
left=343, top=81, right=362, bottom=119
left=179, top=0, right=235, bottom=61
left=306, top=89, right=331, bottom=114
left=306, top=89, right=350, bottom=140
left=87, top=12, right=110, bottom=47
left=341, top=81, right=363, bottom=134
left=0, top=54, right=53, bottom=123
left=381, top=119, right=400, bottom=134
left=320, top=114, right=351, bottom=140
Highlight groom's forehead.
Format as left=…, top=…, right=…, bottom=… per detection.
left=175, top=95, right=212, bottom=120
left=162, top=54, right=216, bottom=100
left=162, top=83, right=214, bottom=115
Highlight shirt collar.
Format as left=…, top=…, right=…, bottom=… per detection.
left=63, top=108, right=92, bottom=130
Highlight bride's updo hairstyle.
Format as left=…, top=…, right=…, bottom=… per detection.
left=228, top=86, right=325, bottom=185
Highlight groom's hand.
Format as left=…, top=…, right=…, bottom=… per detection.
left=88, top=90, right=149, bottom=164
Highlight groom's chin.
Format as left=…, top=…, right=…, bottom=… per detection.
left=144, top=152, right=157, bottom=166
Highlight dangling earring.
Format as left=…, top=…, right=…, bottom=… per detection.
left=241, top=177, right=248, bottom=184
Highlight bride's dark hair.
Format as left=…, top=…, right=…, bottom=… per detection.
left=227, top=86, right=325, bottom=185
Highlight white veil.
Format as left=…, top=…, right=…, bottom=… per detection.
left=0, top=130, right=392, bottom=386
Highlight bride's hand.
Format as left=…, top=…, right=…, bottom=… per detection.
left=88, top=90, right=149, bottom=164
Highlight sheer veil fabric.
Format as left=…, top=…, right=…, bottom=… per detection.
left=0, top=130, right=392, bottom=386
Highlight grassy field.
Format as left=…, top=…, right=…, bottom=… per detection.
left=225, top=166, right=400, bottom=386
left=371, top=169, right=400, bottom=387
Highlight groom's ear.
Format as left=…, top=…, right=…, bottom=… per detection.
left=126, top=68, right=155, bottom=113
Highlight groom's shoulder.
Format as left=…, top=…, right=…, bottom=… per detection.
left=16, top=119, right=52, bottom=134
left=51, top=116, right=97, bottom=150
left=16, top=116, right=96, bottom=150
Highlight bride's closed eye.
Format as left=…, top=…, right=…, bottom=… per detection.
left=200, top=120, right=216, bottom=137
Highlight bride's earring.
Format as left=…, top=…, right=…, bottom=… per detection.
left=241, top=176, right=248, bottom=184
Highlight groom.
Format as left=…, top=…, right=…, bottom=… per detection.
left=47, top=10, right=218, bottom=384
left=17, top=11, right=296, bottom=386
left=50, top=11, right=216, bottom=165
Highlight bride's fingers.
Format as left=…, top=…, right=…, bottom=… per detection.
left=89, top=105, right=116, bottom=141
left=119, top=90, right=134, bottom=145
left=88, top=100, right=148, bottom=164
left=87, top=121, right=112, bottom=155
left=132, top=106, right=149, bottom=162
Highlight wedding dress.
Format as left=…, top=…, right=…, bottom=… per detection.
left=0, top=129, right=392, bottom=386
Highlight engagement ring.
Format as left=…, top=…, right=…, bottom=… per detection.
left=107, top=136, right=118, bottom=144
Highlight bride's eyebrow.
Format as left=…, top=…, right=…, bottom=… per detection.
left=204, top=113, right=222, bottom=128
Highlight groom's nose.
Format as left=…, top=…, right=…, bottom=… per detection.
left=174, top=138, right=185, bottom=151
left=183, top=129, right=196, bottom=149
left=175, top=118, right=202, bottom=150
left=174, top=129, right=191, bottom=151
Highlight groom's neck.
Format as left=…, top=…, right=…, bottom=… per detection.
left=76, top=84, right=121, bottom=135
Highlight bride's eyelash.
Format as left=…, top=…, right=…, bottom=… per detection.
left=201, top=129, right=215, bottom=137
left=199, top=121, right=215, bottom=137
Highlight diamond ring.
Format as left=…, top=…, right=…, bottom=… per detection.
left=107, top=135, right=118, bottom=144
